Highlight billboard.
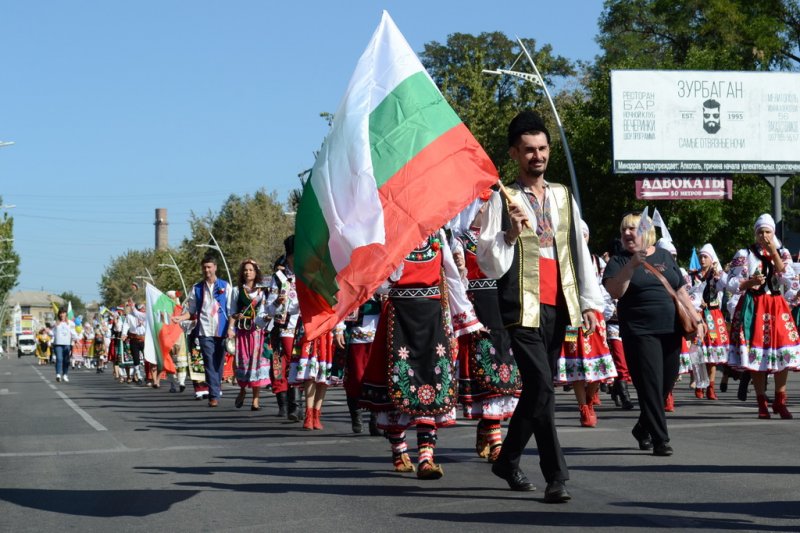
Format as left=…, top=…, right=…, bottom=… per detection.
left=612, top=70, right=800, bottom=174
left=635, top=177, right=733, bottom=200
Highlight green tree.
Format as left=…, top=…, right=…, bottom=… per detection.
left=175, top=189, right=294, bottom=284
left=559, top=0, right=800, bottom=262
left=420, top=32, right=576, bottom=180
left=0, top=199, right=20, bottom=339
left=0, top=197, right=20, bottom=298
left=58, top=291, right=86, bottom=317
left=98, top=249, right=162, bottom=305
left=598, top=0, right=799, bottom=71
left=99, top=188, right=294, bottom=303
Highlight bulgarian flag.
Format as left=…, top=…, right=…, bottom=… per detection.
left=295, top=11, right=498, bottom=340
left=144, top=283, right=178, bottom=374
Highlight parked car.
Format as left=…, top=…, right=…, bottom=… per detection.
left=17, top=334, right=36, bottom=357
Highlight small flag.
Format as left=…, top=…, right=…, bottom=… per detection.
left=651, top=208, right=673, bottom=243
left=689, top=248, right=701, bottom=271
left=636, top=207, right=652, bottom=245
left=144, top=283, right=180, bottom=374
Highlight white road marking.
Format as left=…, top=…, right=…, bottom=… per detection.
left=32, top=366, right=108, bottom=432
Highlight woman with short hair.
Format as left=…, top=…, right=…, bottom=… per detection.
left=603, top=212, right=705, bottom=456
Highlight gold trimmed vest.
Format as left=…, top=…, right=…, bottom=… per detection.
left=497, top=182, right=582, bottom=328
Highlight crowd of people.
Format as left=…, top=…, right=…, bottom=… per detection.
left=36, top=110, right=799, bottom=504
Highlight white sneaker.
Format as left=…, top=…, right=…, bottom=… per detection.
left=56, top=374, right=61, bottom=382
left=63, top=375, right=70, bottom=383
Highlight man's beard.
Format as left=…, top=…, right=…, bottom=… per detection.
left=525, top=164, right=546, bottom=178
left=704, top=122, right=720, bottom=134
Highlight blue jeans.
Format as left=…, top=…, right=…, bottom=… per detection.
left=54, top=345, right=71, bottom=376
left=199, top=336, right=226, bottom=400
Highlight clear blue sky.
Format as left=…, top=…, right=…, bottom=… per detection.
left=0, top=1, right=604, bottom=303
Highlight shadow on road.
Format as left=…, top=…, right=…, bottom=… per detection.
left=396, top=509, right=797, bottom=530
left=613, top=499, right=800, bottom=520
left=0, top=488, right=199, bottom=517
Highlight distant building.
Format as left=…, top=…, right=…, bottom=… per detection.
left=4, top=291, right=64, bottom=348
left=7, top=290, right=65, bottom=327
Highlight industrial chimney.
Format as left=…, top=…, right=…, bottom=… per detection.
left=155, top=208, right=168, bottom=250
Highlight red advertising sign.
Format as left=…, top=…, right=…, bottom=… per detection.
left=635, top=177, right=733, bottom=200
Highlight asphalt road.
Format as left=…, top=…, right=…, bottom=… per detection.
left=1, top=351, right=799, bottom=533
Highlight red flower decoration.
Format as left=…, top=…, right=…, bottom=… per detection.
left=431, top=241, right=440, bottom=251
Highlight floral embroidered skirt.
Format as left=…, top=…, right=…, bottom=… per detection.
left=234, top=328, right=271, bottom=388
left=360, top=297, right=457, bottom=431
left=728, top=292, right=800, bottom=373
left=555, top=311, right=617, bottom=384
left=289, top=332, right=333, bottom=385
left=678, top=338, right=693, bottom=375
left=700, top=308, right=729, bottom=364
left=458, top=287, right=519, bottom=420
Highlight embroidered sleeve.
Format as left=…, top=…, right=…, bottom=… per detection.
left=441, top=229, right=482, bottom=337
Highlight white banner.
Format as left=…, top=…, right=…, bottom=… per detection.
left=611, top=70, right=800, bottom=174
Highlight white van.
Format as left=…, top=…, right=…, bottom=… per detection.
left=17, top=334, right=36, bottom=356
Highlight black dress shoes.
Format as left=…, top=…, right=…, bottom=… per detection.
left=631, top=423, right=653, bottom=451
left=491, top=462, right=536, bottom=491
left=544, top=480, right=571, bottom=503
left=652, top=443, right=674, bottom=456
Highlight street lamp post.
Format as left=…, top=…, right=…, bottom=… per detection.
left=195, top=230, right=232, bottom=284
left=482, top=37, right=582, bottom=211
left=157, top=253, right=188, bottom=297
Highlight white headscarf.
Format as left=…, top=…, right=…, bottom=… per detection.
left=753, top=213, right=782, bottom=248
left=754, top=213, right=775, bottom=233
left=698, top=243, right=720, bottom=266
left=656, top=237, right=676, bottom=255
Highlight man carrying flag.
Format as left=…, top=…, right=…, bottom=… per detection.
left=293, top=11, right=499, bottom=340
left=477, top=111, right=605, bottom=503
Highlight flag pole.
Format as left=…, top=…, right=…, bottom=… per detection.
left=496, top=181, right=532, bottom=229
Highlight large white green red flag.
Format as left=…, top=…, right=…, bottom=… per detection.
left=295, top=11, right=498, bottom=340
left=144, top=283, right=178, bottom=374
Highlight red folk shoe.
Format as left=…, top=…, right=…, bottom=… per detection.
left=694, top=387, right=705, bottom=399
left=313, top=408, right=323, bottom=430
left=664, top=392, right=675, bottom=412
left=772, top=391, right=793, bottom=419
left=302, top=408, right=315, bottom=430
left=706, top=384, right=718, bottom=401
left=756, top=394, right=771, bottom=419
left=579, top=404, right=596, bottom=427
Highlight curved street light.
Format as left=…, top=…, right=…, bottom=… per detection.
left=157, top=253, right=188, bottom=296
left=195, top=230, right=232, bottom=284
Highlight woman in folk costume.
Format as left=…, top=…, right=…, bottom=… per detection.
left=342, top=294, right=383, bottom=434
left=556, top=221, right=617, bottom=427
left=289, top=325, right=337, bottom=430
left=687, top=244, right=729, bottom=400
left=276, top=234, right=334, bottom=430
left=265, top=238, right=304, bottom=421
left=785, top=263, right=800, bottom=330
left=361, top=229, right=482, bottom=479
left=727, top=214, right=800, bottom=419
left=164, top=291, right=189, bottom=393
left=35, top=327, right=51, bottom=366
left=452, top=194, right=520, bottom=462
left=228, top=259, right=271, bottom=411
